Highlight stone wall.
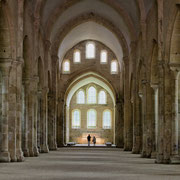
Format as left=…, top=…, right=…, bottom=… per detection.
left=69, top=83, right=114, bottom=144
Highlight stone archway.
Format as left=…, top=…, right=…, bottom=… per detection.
left=64, top=72, right=118, bottom=145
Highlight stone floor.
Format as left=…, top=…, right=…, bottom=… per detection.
left=0, top=148, right=180, bottom=180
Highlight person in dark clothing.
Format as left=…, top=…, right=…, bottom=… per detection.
left=92, top=136, right=96, bottom=146
left=87, top=134, right=91, bottom=146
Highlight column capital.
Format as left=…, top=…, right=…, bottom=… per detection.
left=151, top=83, right=159, bottom=91
left=170, top=64, right=180, bottom=80
left=138, top=92, right=143, bottom=99
left=0, top=59, right=12, bottom=76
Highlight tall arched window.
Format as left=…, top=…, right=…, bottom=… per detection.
left=98, top=90, right=106, bottom=104
left=103, top=110, right=111, bottom=129
left=87, top=86, right=96, bottom=104
left=63, top=60, right=70, bottom=73
left=74, top=50, right=81, bottom=63
left=100, top=50, right=107, bottom=63
left=111, top=60, right=118, bottom=74
left=87, top=109, right=96, bottom=129
left=86, top=42, right=95, bottom=59
left=77, top=90, right=85, bottom=104
left=72, top=110, right=81, bottom=128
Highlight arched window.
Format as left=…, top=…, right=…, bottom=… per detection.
left=87, top=109, right=96, bottom=129
left=86, top=42, right=95, bottom=59
left=77, top=90, right=85, bottom=104
left=87, top=86, right=96, bottom=104
left=111, top=60, right=118, bottom=74
left=98, top=90, right=106, bottom=104
left=100, top=50, right=107, bottom=63
left=63, top=60, right=70, bottom=73
left=72, top=110, right=81, bottom=128
left=74, top=50, right=81, bottom=63
left=103, top=110, right=111, bottom=129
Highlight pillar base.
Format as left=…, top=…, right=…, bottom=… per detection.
left=151, top=151, right=156, bottom=159
left=40, top=144, right=49, bottom=153
left=10, top=155, right=17, bottom=162
left=16, top=150, right=25, bottom=162
left=141, top=150, right=147, bottom=158
left=33, top=147, right=39, bottom=157
left=0, top=151, right=11, bottom=162
left=49, top=143, right=58, bottom=151
left=155, top=154, right=164, bottom=164
left=23, top=149, right=29, bottom=157
left=132, top=147, right=140, bottom=154
left=29, top=149, right=35, bottom=157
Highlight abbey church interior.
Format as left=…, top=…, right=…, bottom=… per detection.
left=0, top=0, right=180, bottom=179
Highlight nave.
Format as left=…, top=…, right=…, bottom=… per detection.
left=0, top=148, right=180, bottom=180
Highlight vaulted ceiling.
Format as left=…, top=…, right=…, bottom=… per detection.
left=33, top=0, right=155, bottom=62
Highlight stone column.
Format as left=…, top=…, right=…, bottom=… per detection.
left=115, top=99, right=124, bottom=148
left=140, top=79, right=147, bottom=158
left=123, top=57, right=133, bottom=151
left=48, top=92, right=57, bottom=150
left=16, top=60, right=25, bottom=161
left=151, top=84, right=159, bottom=158
left=27, top=87, right=35, bottom=157
left=132, top=94, right=141, bottom=154
left=37, top=90, right=41, bottom=152
left=40, top=87, right=49, bottom=153
left=8, top=61, right=17, bottom=162
left=170, top=67, right=180, bottom=156
left=145, top=84, right=154, bottom=158
left=32, top=76, right=39, bottom=156
left=22, top=80, right=29, bottom=157
left=138, top=92, right=144, bottom=155
left=0, top=64, right=11, bottom=162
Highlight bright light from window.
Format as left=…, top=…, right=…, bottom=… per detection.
left=87, top=109, right=96, bottom=128
left=77, top=90, right=85, bottom=104
left=63, top=60, right=70, bottom=72
left=98, top=91, right=106, bottom=104
left=87, top=86, right=96, bottom=104
left=74, top=50, right=81, bottom=63
left=100, top=50, right=107, bottom=63
left=86, top=42, right=95, bottom=59
left=103, top=110, right=111, bottom=129
left=111, top=60, right=118, bottom=74
left=72, top=110, right=80, bottom=128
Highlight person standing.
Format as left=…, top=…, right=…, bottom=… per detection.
left=87, top=134, right=91, bottom=146
left=92, top=136, right=96, bottom=146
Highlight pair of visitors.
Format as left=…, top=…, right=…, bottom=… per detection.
left=87, top=134, right=96, bottom=146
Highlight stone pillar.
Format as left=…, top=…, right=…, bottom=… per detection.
left=32, top=76, right=39, bottom=156
left=170, top=67, right=180, bottom=156
left=8, top=62, right=17, bottom=162
left=22, top=80, right=29, bottom=157
left=48, top=92, right=57, bottom=150
left=140, top=79, right=147, bottom=158
left=123, top=57, right=133, bottom=151
left=115, top=99, right=124, bottom=148
left=57, top=97, right=64, bottom=147
left=37, top=90, right=41, bottom=152
left=40, top=88, right=49, bottom=153
left=16, top=60, right=25, bottom=162
left=132, top=94, right=141, bottom=154
left=138, top=92, right=144, bottom=155
left=155, top=61, right=165, bottom=163
left=0, top=64, right=11, bottom=162
left=27, top=88, right=35, bottom=157
left=151, top=84, right=159, bottom=158
left=145, top=84, right=154, bottom=158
